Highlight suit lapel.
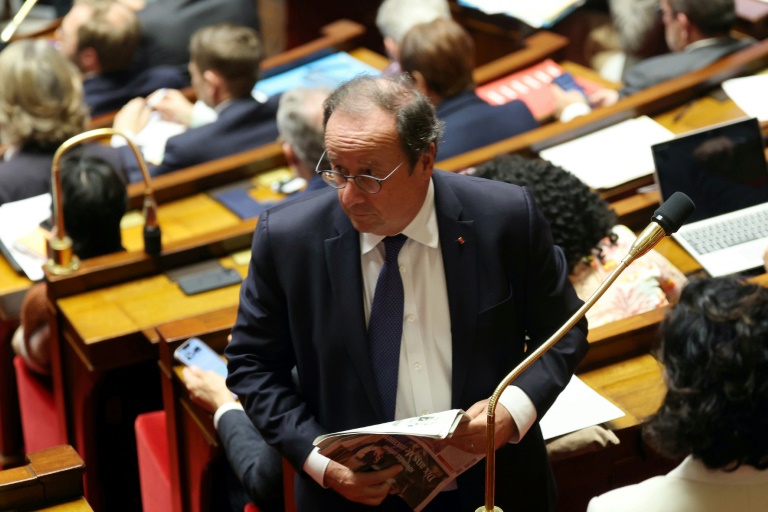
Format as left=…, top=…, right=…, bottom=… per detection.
left=324, top=212, right=385, bottom=419
left=433, top=173, right=478, bottom=407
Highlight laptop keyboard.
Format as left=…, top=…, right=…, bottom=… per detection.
left=682, top=208, right=768, bottom=255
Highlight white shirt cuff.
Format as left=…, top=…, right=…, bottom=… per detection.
left=190, top=101, right=218, bottom=128
left=497, top=385, right=537, bottom=442
left=559, top=102, right=592, bottom=123
left=212, top=401, right=244, bottom=430
left=303, top=447, right=332, bottom=488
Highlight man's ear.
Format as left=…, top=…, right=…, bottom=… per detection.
left=282, top=141, right=298, bottom=168
left=410, top=71, right=429, bottom=95
left=419, top=142, right=436, bottom=177
left=203, top=69, right=225, bottom=102
left=676, top=12, right=692, bottom=43
left=78, top=47, right=100, bottom=73
left=383, top=36, right=399, bottom=61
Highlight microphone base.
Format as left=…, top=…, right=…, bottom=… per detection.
left=475, top=507, right=503, bottom=512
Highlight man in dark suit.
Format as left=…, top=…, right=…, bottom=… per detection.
left=57, top=0, right=188, bottom=116
left=113, top=23, right=280, bottom=182
left=556, top=0, right=751, bottom=119
left=225, top=75, right=588, bottom=511
left=399, top=18, right=537, bottom=161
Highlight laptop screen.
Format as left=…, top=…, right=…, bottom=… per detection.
left=652, top=117, right=768, bottom=223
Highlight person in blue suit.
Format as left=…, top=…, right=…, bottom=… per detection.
left=399, top=18, right=538, bottom=161
left=113, top=23, right=280, bottom=182
left=225, top=75, right=587, bottom=512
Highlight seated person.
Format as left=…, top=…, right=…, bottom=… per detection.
left=473, top=154, right=687, bottom=327
left=182, top=365, right=283, bottom=512
left=57, top=0, right=188, bottom=116
left=114, top=23, right=280, bottom=182
left=588, top=276, right=768, bottom=511
left=0, top=39, right=125, bottom=207
left=558, top=0, right=751, bottom=120
left=399, top=19, right=538, bottom=160
left=12, top=153, right=127, bottom=375
left=276, top=87, right=331, bottom=199
left=375, top=0, right=451, bottom=76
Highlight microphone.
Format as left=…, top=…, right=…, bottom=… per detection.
left=0, top=0, right=40, bottom=45
left=475, top=191, right=695, bottom=512
left=46, top=128, right=162, bottom=275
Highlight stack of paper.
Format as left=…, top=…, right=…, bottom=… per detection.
left=538, top=116, right=675, bottom=190
left=458, top=0, right=586, bottom=28
left=0, top=194, right=51, bottom=281
left=722, top=74, right=768, bottom=122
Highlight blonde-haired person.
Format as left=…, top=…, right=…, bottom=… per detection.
left=0, top=39, right=125, bottom=207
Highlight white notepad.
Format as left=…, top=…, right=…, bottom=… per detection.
left=539, top=116, right=675, bottom=190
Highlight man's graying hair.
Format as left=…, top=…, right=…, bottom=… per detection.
left=277, top=87, right=330, bottom=169
left=322, top=74, right=444, bottom=170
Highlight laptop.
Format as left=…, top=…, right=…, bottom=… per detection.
left=651, top=117, right=768, bottom=277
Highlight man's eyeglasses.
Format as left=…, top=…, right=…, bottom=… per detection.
left=315, top=149, right=405, bottom=194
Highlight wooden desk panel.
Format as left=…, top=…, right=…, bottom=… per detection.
left=57, top=257, right=248, bottom=347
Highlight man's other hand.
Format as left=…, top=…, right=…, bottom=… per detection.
left=450, top=398, right=518, bottom=454
left=324, top=460, right=403, bottom=506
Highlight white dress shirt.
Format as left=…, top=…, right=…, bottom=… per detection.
left=303, top=179, right=536, bottom=487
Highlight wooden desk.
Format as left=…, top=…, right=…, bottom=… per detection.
left=48, top=248, right=251, bottom=512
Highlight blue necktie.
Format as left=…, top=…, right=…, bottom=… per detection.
left=368, top=234, right=407, bottom=421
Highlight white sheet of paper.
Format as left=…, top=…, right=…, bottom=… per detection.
left=539, top=116, right=675, bottom=190
left=722, top=74, right=768, bottom=122
left=539, top=375, right=625, bottom=440
left=0, top=193, right=51, bottom=281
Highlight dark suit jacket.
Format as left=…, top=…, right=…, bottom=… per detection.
left=136, top=0, right=259, bottom=69
left=123, top=95, right=280, bottom=182
left=0, top=143, right=125, bottom=207
left=436, top=90, right=538, bottom=161
left=621, top=37, right=752, bottom=97
left=84, top=65, right=189, bottom=117
left=218, top=409, right=284, bottom=512
left=226, top=170, right=588, bottom=512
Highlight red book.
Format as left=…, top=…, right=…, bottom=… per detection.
left=476, top=59, right=603, bottom=120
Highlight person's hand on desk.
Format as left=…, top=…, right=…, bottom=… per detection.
left=182, top=366, right=236, bottom=413
left=552, top=84, right=620, bottom=122
left=323, top=459, right=403, bottom=506
left=450, top=398, right=518, bottom=454
left=147, top=88, right=195, bottom=126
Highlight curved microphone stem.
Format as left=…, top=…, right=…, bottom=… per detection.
left=475, top=222, right=667, bottom=512
left=47, top=128, right=160, bottom=275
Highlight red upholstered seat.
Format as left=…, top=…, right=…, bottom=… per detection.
left=135, top=410, right=172, bottom=512
left=244, top=503, right=260, bottom=512
left=13, top=356, right=64, bottom=453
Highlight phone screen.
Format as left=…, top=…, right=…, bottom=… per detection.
left=174, top=337, right=228, bottom=378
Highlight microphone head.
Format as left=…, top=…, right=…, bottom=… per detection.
left=652, top=192, right=696, bottom=235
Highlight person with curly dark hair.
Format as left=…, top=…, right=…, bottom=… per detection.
left=473, top=154, right=687, bottom=327
left=588, top=276, right=768, bottom=511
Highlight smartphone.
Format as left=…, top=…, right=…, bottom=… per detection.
left=173, top=337, right=228, bottom=378
left=552, top=72, right=586, bottom=97
left=177, top=267, right=242, bottom=296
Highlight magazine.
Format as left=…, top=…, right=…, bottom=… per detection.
left=314, top=409, right=484, bottom=512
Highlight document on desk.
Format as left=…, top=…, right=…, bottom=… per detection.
left=0, top=193, right=51, bottom=282
left=722, top=74, right=768, bottom=122
left=539, top=116, right=675, bottom=190
left=539, top=375, right=625, bottom=440
left=457, top=0, right=585, bottom=28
